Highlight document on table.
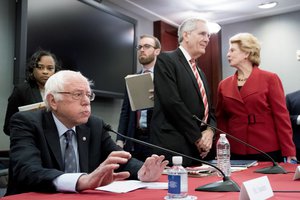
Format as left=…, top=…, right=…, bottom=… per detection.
left=95, top=180, right=168, bottom=193
left=209, top=160, right=258, bottom=168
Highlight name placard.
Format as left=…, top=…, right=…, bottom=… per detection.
left=239, top=176, right=273, bottom=200
left=293, top=166, right=300, bottom=180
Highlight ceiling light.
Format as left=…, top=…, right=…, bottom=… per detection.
left=208, top=22, right=221, bottom=33
left=258, top=1, right=278, bottom=9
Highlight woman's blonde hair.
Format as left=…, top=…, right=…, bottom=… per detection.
left=229, top=33, right=261, bottom=66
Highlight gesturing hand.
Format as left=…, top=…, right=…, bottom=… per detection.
left=76, top=151, right=131, bottom=191
left=137, top=154, right=169, bottom=182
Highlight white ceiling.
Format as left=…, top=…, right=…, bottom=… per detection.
left=107, top=0, right=300, bottom=26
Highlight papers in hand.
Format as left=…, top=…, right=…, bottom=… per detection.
left=95, top=180, right=167, bottom=193
left=18, top=102, right=46, bottom=112
left=125, top=73, right=153, bottom=111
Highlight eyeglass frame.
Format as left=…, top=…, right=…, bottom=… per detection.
left=136, top=44, right=157, bottom=51
left=56, top=91, right=95, bottom=101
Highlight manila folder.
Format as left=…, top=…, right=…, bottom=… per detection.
left=125, top=73, right=153, bottom=111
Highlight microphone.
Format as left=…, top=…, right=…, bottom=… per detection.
left=103, top=123, right=240, bottom=192
left=192, top=115, right=287, bottom=174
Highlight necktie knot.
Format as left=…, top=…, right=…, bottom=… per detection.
left=64, top=130, right=74, bottom=144
left=190, top=59, right=196, bottom=65
left=190, top=59, right=198, bottom=71
left=143, top=69, right=151, bottom=73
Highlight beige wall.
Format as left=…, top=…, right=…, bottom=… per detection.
left=221, top=11, right=300, bottom=94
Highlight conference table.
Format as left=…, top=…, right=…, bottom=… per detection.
left=2, top=162, right=299, bottom=200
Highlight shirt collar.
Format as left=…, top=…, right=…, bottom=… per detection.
left=52, top=113, right=76, bottom=137
left=179, top=46, right=192, bottom=63
left=142, top=66, right=154, bottom=73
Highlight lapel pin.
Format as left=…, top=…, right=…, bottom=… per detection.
left=82, top=137, right=86, bottom=141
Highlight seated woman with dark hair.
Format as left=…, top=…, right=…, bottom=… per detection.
left=3, top=49, right=61, bottom=136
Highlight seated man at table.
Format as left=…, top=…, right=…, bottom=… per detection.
left=6, top=70, right=168, bottom=195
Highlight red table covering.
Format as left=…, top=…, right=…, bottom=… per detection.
left=2, top=162, right=299, bottom=200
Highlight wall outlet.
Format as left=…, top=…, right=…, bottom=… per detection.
left=297, top=50, right=300, bottom=61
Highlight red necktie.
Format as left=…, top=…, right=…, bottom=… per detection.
left=190, top=59, right=209, bottom=123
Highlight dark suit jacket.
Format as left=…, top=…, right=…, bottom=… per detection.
left=216, top=67, right=296, bottom=156
left=150, top=48, right=216, bottom=166
left=286, top=90, right=300, bottom=149
left=117, top=74, right=153, bottom=153
left=3, top=81, right=42, bottom=135
left=6, top=110, right=143, bottom=195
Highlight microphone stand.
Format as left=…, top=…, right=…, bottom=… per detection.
left=104, top=124, right=240, bottom=192
left=192, top=115, right=287, bottom=174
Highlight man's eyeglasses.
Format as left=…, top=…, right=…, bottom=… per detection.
left=36, top=63, right=55, bottom=72
left=56, top=91, right=95, bottom=101
left=136, top=44, right=156, bottom=50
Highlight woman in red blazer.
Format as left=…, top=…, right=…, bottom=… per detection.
left=216, top=33, right=296, bottom=162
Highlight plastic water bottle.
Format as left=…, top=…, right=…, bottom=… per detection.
left=217, top=134, right=231, bottom=177
left=167, top=156, right=188, bottom=199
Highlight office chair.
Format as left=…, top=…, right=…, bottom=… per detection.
left=0, top=152, right=9, bottom=197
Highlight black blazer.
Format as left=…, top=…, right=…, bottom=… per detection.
left=150, top=48, right=216, bottom=166
left=3, top=82, right=42, bottom=135
left=7, top=109, right=143, bottom=195
left=286, top=90, right=300, bottom=149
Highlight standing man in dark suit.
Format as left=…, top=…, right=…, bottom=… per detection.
left=286, top=90, right=300, bottom=160
left=6, top=70, right=168, bottom=195
left=150, top=18, right=216, bottom=167
left=3, top=49, right=60, bottom=135
left=116, top=35, right=161, bottom=161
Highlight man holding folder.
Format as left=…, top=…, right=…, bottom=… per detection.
left=116, top=35, right=161, bottom=161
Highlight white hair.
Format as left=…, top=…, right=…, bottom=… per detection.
left=43, top=70, right=93, bottom=110
left=178, top=17, right=208, bottom=44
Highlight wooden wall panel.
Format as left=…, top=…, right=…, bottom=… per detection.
left=198, top=32, right=222, bottom=107
left=154, top=21, right=178, bottom=51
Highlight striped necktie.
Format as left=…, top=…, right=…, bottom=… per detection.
left=64, top=129, right=77, bottom=173
left=190, top=59, right=209, bottom=123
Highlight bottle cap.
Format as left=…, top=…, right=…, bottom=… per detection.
left=220, top=133, right=225, bottom=137
left=172, top=156, right=183, bottom=165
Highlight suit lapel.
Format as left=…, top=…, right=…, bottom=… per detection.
left=31, top=85, right=43, bottom=102
left=239, top=67, right=260, bottom=99
left=43, top=112, right=91, bottom=172
left=221, top=75, right=244, bottom=104
left=43, top=112, right=64, bottom=171
left=76, top=125, right=90, bottom=172
left=176, top=49, right=202, bottom=99
left=222, top=67, right=261, bottom=104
